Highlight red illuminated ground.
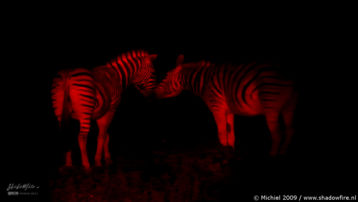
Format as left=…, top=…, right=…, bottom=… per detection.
left=49, top=146, right=238, bottom=201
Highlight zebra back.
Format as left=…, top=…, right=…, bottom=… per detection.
left=156, top=57, right=295, bottom=114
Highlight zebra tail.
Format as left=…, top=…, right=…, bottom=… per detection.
left=62, top=72, right=71, bottom=125
left=60, top=72, right=73, bottom=147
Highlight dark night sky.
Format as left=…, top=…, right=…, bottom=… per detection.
left=3, top=23, right=356, bottom=199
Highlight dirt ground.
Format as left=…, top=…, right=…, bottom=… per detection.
left=48, top=139, right=348, bottom=202
left=49, top=146, right=245, bottom=202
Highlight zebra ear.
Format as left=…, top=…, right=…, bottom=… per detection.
left=176, top=54, right=184, bottom=66
left=148, top=54, right=158, bottom=61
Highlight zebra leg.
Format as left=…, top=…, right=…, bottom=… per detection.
left=57, top=117, right=74, bottom=167
left=264, top=111, right=282, bottom=156
left=57, top=117, right=73, bottom=167
left=104, top=133, right=112, bottom=165
left=95, top=111, right=115, bottom=167
left=226, top=112, right=235, bottom=149
left=280, top=105, right=295, bottom=155
left=78, top=120, right=91, bottom=169
left=65, top=150, right=72, bottom=166
left=212, top=110, right=229, bottom=147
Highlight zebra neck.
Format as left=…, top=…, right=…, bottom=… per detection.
left=105, top=56, right=142, bottom=89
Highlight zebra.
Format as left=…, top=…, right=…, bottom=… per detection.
left=155, top=55, right=297, bottom=156
left=51, top=50, right=158, bottom=169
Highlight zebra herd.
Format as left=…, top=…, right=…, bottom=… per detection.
left=51, top=50, right=296, bottom=169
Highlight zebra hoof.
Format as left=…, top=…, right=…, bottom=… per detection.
left=59, top=165, right=69, bottom=171
left=82, top=166, right=92, bottom=174
left=95, top=161, right=103, bottom=167
left=58, top=165, right=74, bottom=175
left=269, top=150, right=279, bottom=158
left=105, top=158, right=113, bottom=166
left=218, top=146, right=234, bottom=157
left=278, top=150, right=288, bottom=157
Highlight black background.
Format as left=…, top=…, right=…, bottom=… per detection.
left=3, top=19, right=356, bottom=201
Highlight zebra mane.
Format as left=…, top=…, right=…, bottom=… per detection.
left=107, top=50, right=149, bottom=65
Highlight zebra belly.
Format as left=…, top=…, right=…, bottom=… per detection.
left=228, top=101, right=264, bottom=116
left=227, top=91, right=264, bottom=116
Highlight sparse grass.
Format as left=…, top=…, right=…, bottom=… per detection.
left=50, top=147, right=235, bottom=202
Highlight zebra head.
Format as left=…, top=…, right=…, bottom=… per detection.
left=133, top=53, right=158, bottom=97
left=155, top=54, right=185, bottom=99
